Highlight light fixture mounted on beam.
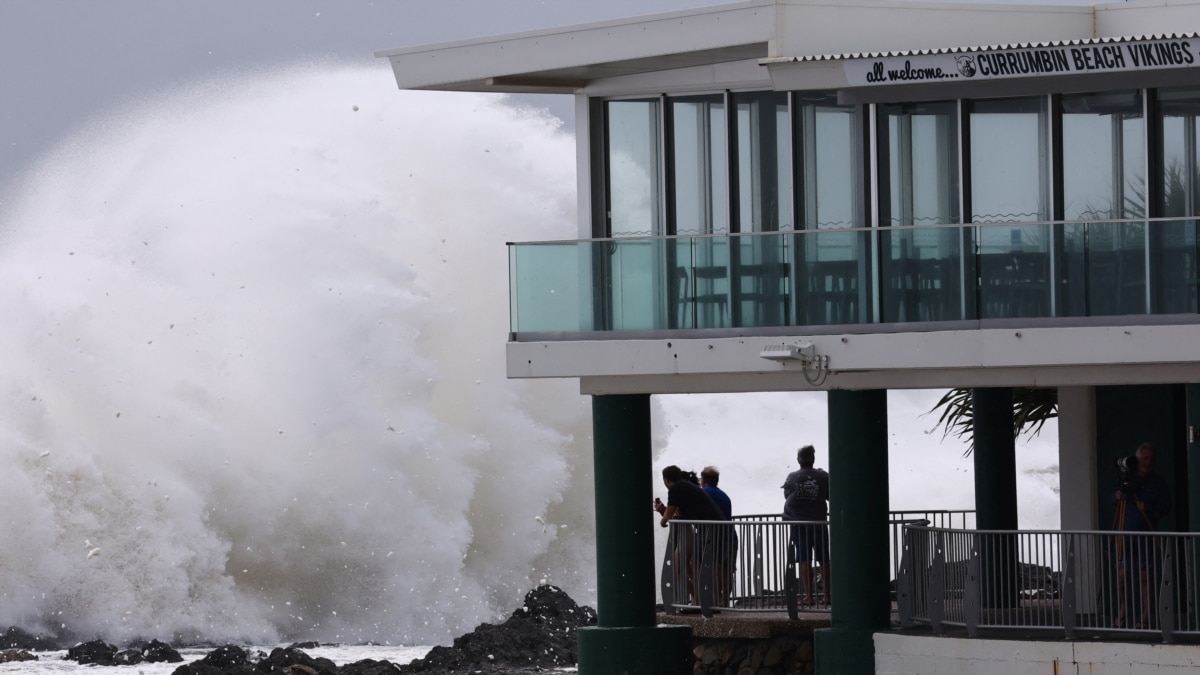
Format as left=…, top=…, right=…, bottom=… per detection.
left=760, top=341, right=829, bottom=386
left=760, top=342, right=815, bottom=362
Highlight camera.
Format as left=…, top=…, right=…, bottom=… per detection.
left=1115, top=455, right=1137, bottom=494
left=1114, top=455, right=1137, bottom=474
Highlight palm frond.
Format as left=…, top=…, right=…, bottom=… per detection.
left=925, top=387, right=1058, bottom=456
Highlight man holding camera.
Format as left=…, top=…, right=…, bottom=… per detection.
left=1113, top=441, right=1172, bottom=629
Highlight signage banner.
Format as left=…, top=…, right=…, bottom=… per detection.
left=842, top=37, right=1195, bottom=86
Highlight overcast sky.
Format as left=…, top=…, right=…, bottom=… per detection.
left=0, top=0, right=725, bottom=191
left=0, top=0, right=1102, bottom=193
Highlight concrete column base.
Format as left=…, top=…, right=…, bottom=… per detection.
left=577, top=624, right=692, bottom=674
left=815, top=627, right=876, bottom=675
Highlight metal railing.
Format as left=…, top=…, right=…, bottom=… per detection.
left=660, top=510, right=976, bottom=618
left=662, top=517, right=820, bottom=619
left=898, top=524, right=1200, bottom=641
left=889, top=510, right=975, bottom=588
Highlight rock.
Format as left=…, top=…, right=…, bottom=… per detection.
left=144, top=639, right=185, bottom=663
left=172, top=644, right=258, bottom=675
left=114, top=649, right=145, bottom=665
left=0, top=627, right=59, bottom=651
left=339, top=658, right=402, bottom=675
left=0, top=650, right=37, bottom=663
left=65, top=639, right=118, bottom=665
left=256, top=647, right=338, bottom=675
left=395, top=584, right=597, bottom=674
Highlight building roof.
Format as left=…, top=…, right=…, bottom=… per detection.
left=374, top=0, right=776, bottom=93
left=377, top=0, right=1200, bottom=95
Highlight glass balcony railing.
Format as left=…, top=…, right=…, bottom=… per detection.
left=507, top=218, right=1199, bottom=336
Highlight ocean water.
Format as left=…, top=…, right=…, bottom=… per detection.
left=0, top=646, right=433, bottom=675
left=0, top=62, right=1060, bottom=655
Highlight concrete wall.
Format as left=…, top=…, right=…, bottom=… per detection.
left=875, top=633, right=1200, bottom=674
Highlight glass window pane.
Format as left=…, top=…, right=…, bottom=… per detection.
left=879, top=101, right=961, bottom=322
left=795, top=92, right=857, bottom=231
left=970, top=97, right=1051, bottom=319
left=607, top=100, right=661, bottom=237
left=1157, top=87, right=1200, bottom=313
left=671, top=96, right=728, bottom=235
left=733, top=91, right=791, bottom=232
left=1060, top=91, right=1145, bottom=316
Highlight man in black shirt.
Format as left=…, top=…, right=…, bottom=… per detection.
left=655, top=465, right=725, bottom=605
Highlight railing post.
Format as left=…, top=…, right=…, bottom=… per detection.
left=965, top=533, right=981, bottom=638
left=660, top=525, right=677, bottom=615
left=784, top=523, right=799, bottom=620
left=1062, top=534, right=1077, bottom=639
left=697, top=524, right=715, bottom=618
left=1159, top=540, right=1176, bottom=643
left=929, top=530, right=946, bottom=632
left=896, top=526, right=914, bottom=628
left=753, top=528, right=764, bottom=598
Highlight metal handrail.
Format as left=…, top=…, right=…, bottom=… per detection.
left=659, top=510, right=978, bottom=618
left=898, top=524, right=1200, bottom=641
left=663, top=518, right=828, bottom=619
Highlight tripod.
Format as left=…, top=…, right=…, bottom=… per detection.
left=1113, top=489, right=1155, bottom=629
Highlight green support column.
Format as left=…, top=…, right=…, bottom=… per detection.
left=972, top=387, right=1019, bottom=608
left=576, top=394, right=691, bottom=675
left=816, top=389, right=889, bottom=675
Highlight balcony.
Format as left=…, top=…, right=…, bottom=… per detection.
left=508, top=217, right=1199, bottom=339
left=662, top=517, right=1200, bottom=644
left=661, top=511, right=974, bottom=619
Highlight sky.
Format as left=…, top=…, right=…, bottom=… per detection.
left=0, top=0, right=1102, bottom=190
left=0, top=0, right=728, bottom=192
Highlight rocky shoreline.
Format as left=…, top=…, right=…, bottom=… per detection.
left=0, top=585, right=596, bottom=675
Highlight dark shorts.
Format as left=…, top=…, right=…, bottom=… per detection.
left=791, top=523, right=829, bottom=563
left=1119, top=535, right=1155, bottom=571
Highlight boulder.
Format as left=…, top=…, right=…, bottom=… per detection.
left=65, top=639, right=118, bottom=665
left=114, top=649, right=145, bottom=665
left=172, top=645, right=258, bottom=675
left=144, top=639, right=185, bottom=663
left=255, top=646, right=338, bottom=675
left=395, top=585, right=596, bottom=674
left=0, top=627, right=59, bottom=651
left=0, top=650, right=37, bottom=663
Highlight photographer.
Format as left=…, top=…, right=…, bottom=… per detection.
left=1112, top=442, right=1171, bottom=629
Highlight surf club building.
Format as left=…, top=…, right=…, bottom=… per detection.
left=379, top=0, right=1200, bottom=672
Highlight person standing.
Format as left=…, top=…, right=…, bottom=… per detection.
left=700, top=466, right=736, bottom=605
left=700, top=466, right=732, bottom=520
left=1113, top=441, right=1171, bottom=628
left=655, top=465, right=725, bottom=605
left=782, top=445, right=831, bottom=606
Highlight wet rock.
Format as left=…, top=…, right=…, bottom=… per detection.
left=395, top=585, right=597, bottom=674
left=339, top=659, right=402, bottom=675
left=65, top=639, right=118, bottom=665
left=0, top=627, right=59, bottom=651
left=172, top=644, right=258, bottom=675
left=114, top=649, right=145, bottom=665
left=256, top=646, right=338, bottom=675
left=0, top=650, right=37, bottom=663
left=144, top=639, right=185, bottom=663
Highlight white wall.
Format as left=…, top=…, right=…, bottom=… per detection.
left=875, top=633, right=1200, bottom=674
